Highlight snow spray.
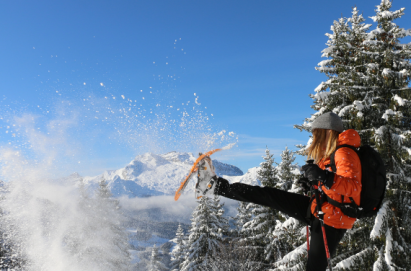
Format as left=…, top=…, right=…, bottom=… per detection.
left=0, top=91, right=237, bottom=270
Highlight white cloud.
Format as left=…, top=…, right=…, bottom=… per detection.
left=212, top=133, right=306, bottom=172
left=118, top=194, right=240, bottom=224
left=215, top=134, right=302, bottom=158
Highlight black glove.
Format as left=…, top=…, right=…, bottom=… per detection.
left=214, top=177, right=229, bottom=196
left=296, top=177, right=312, bottom=194
left=301, top=163, right=335, bottom=189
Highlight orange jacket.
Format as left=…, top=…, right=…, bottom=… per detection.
left=310, top=129, right=362, bottom=229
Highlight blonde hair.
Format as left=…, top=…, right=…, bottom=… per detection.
left=305, top=129, right=340, bottom=163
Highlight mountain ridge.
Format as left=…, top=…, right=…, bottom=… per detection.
left=80, top=151, right=246, bottom=198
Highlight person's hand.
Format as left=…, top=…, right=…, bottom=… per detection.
left=302, top=164, right=326, bottom=181
left=301, top=163, right=335, bottom=189
left=296, top=177, right=312, bottom=194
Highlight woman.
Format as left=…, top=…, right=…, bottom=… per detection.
left=196, top=112, right=362, bottom=271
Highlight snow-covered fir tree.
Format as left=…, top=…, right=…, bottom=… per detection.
left=259, top=148, right=280, bottom=188
left=373, top=246, right=391, bottom=271
left=270, top=148, right=307, bottom=268
left=0, top=181, right=25, bottom=270
left=0, top=233, right=26, bottom=270
left=341, top=1, right=411, bottom=269
left=227, top=201, right=256, bottom=271
left=0, top=198, right=26, bottom=269
left=267, top=224, right=309, bottom=269
left=276, top=146, right=299, bottom=191
left=233, top=202, right=252, bottom=239
left=267, top=148, right=307, bottom=268
left=212, top=195, right=231, bottom=269
left=148, top=245, right=168, bottom=271
left=65, top=178, right=91, bottom=258
left=180, top=196, right=227, bottom=271
left=294, top=1, right=411, bottom=269
left=239, top=148, right=281, bottom=269
left=93, top=179, right=131, bottom=270
left=170, top=223, right=185, bottom=271
left=213, top=195, right=229, bottom=237
left=68, top=178, right=131, bottom=270
left=295, top=7, right=372, bottom=133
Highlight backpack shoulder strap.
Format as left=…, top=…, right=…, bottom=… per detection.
left=327, top=144, right=358, bottom=173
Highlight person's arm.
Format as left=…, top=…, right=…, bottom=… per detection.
left=325, top=148, right=362, bottom=198
left=215, top=177, right=280, bottom=208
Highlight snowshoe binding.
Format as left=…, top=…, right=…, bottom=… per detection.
left=175, top=148, right=222, bottom=201
left=195, top=154, right=217, bottom=199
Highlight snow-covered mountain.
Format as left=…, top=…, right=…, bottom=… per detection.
left=223, top=166, right=260, bottom=186
left=81, top=151, right=245, bottom=198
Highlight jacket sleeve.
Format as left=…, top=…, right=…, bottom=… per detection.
left=215, top=177, right=280, bottom=208
left=325, top=147, right=362, bottom=198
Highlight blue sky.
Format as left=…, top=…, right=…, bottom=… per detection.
left=1, top=0, right=410, bottom=177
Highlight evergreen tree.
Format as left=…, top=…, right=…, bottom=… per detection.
left=65, top=178, right=90, bottom=257
left=373, top=246, right=391, bottom=271
left=239, top=148, right=281, bottom=269
left=259, top=148, right=280, bottom=188
left=232, top=202, right=252, bottom=247
left=94, top=179, right=131, bottom=270
left=295, top=1, right=411, bottom=269
left=295, top=7, right=372, bottom=134
left=0, top=212, right=26, bottom=269
left=148, top=245, right=168, bottom=271
left=211, top=195, right=231, bottom=270
left=180, top=196, right=226, bottom=271
left=270, top=214, right=309, bottom=269
left=233, top=202, right=252, bottom=239
left=269, top=218, right=307, bottom=269
left=266, top=148, right=305, bottom=264
left=276, top=146, right=299, bottom=191
left=229, top=201, right=258, bottom=271
left=0, top=182, right=26, bottom=269
left=68, top=178, right=131, bottom=270
left=170, top=223, right=185, bottom=271
left=212, top=195, right=229, bottom=237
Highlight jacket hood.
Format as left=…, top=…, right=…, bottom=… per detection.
left=338, top=129, right=361, bottom=147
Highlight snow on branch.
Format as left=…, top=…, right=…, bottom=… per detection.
left=314, top=82, right=327, bottom=93
left=380, top=11, right=393, bottom=19
left=384, top=228, right=394, bottom=268
left=317, top=60, right=333, bottom=68
left=321, top=46, right=335, bottom=57
left=392, top=94, right=408, bottom=106
left=271, top=242, right=307, bottom=268
left=399, top=69, right=410, bottom=78
left=338, top=100, right=368, bottom=118
left=382, top=68, right=394, bottom=78
left=402, top=146, right=411, bottom=156
left=367, top=63, right=379, bottom=70
left=368, top=27, right=384, bottom=38
left=370, top=201, right=390, bottom=239
left=382, top=109, right=402, bottom=121
left=314, top=91, right=330, bottom=102
left=338, top=105, right=354, bottom=117
left=334, top=247, right=374, bottom=269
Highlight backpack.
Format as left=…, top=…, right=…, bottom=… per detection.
left=324, top=144, right=387, bottom=219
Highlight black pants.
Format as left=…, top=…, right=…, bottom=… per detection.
left=215, top=177, right=346, bottom=271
